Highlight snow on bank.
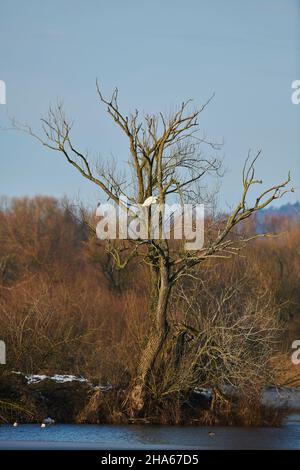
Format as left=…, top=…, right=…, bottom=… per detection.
left=12, top=372, right=88, bottom=385
left=11, top=371, right=112, bottom=390
left=262, top=387, right=300, bottom=410
left=10, top=372, right=300, bottom=409
left=193, top=388, right=213, bottom=400
left=191, top=386, right=300, bottom=411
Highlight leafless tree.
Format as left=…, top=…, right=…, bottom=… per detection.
left=13, top=84, right=293, bottom=413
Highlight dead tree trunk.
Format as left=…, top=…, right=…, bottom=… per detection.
left=129, top=259, right=171, bottom=413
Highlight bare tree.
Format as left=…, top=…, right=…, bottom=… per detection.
left=13, top=84, right=293, bottom=413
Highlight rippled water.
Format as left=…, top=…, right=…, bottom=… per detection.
left=1, top=416, right=300, bottom=449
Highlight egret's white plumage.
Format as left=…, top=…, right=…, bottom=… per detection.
left=41, top=423, right=46, bottom=428
left=142, top=196, right=158, bottom=207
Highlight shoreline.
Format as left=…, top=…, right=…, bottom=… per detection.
left=1, top=371, right=300, bottom=426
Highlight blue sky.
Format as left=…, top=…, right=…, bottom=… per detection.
left=0, top=0, right=299, bottom=210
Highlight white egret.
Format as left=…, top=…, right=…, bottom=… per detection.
left=142, top=196, right=158, bottom=207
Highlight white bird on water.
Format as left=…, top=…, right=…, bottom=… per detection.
left=41, top=423, right=46, bottom=428
left=13, top=422, right=18, bottom=427
left=142, top=196, right=158, bottom=207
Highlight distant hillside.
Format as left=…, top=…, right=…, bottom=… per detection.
left=261, top=201, right=300, bottom=219
left=255, top=201, right=300, bottom=232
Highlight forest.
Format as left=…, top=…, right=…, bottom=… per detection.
left=0, top=195, right=299, bottom=424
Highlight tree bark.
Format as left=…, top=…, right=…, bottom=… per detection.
left=129, top=259, right=171, bottom=413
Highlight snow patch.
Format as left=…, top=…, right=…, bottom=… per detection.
left=49, top=375, right=88, bottom=384
left=26, top=375, right=48, bottom=384
left=11, top=371, right=111, bottom=390
left=25, top=374, right=88, bottom=385
left=93, top=384, right=113, bottom=392
left=193, top=388, right=213, bottom=400
left=12, top=371, right=89, bottom=385
left=262, top=387, right=300, bottom=410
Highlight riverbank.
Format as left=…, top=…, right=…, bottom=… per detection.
left=0, top=371, right=299, bottom=426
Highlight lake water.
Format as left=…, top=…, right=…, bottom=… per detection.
left=0, top=414, right=300, bottom=449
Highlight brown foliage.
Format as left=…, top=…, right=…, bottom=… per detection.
left=0, top=196, right=299, bottom=423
